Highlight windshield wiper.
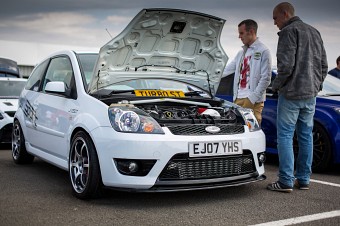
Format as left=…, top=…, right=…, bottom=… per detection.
left=109, top=89, right=135, bottom=95
left=184, top=91, right=205, bottom=97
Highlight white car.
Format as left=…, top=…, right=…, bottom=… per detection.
left=12, top=8, right=266, bottom=199
left=0, top=77, right=27, bottom=143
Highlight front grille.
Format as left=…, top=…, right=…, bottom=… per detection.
left=159, top=150, right=255, bottom=180
left=167, top=124, right=244, bottom=135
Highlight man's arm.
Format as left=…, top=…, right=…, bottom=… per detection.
left=222, top=51, right=241, bottom=78
left=272, top=30, right=296, bottom=92
left=248, top=48, right=272, bottom=104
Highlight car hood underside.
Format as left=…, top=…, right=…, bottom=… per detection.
left=89, top=8, right=228, bottom=95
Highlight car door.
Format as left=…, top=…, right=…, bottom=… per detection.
left=23, top=59, right=49, bottom=147
left=29, top=55, right=77, bottom=162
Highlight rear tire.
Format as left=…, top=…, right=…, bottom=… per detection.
left=12, top=120, right=34, bottom=164
left=311, top=122, right=332, bottom=172
left=69, top=131, right=102, bottom=199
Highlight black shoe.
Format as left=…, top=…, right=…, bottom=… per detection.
left=267, top=181, right=293, bottom=193
left=294, top=180, right=310, bottom=190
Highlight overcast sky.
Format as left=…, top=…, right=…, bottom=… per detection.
left=0, top=0, right=339, bottom=68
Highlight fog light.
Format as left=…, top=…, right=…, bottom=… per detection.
left=128, top=161, right=139, bottom=173
left=115, top=159, right=157, bottom=176
left=116, top=160, right=139, bottom=175
left=257, top=153, right=266, bottom=166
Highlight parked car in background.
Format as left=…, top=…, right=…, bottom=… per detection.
left=0, top=57, right=20, bottom=78
left=0, top=77, right=27, bottom=143
left=217, top=72, right=340, bottom=172
left=12, top=8, right=266, bottom=199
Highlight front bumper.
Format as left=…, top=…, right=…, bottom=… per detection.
left=108, top=174, right=266, bottom=192
left=91, top=126, right=266, bottom=191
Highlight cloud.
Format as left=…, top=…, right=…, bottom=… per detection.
left=0, top=12, right=109, bottom=47
left=105, top=15, right=133, bottom=25
left=1, top=12, right=96, bottom=32
left=0, top=0, right=339, bottom=66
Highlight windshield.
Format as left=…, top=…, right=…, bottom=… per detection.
left=319, top=75, right=340, bottom=96
left=94, top=78, right=210, bottom=97
left=0, top=80, right=27, bottom=98
left=77, top=53, right=98, bottom=86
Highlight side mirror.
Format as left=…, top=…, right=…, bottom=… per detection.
left=45, top=81, right=66, bottom=93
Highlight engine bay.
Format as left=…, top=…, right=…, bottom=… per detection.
left=139, top=104, right=242, bottom=126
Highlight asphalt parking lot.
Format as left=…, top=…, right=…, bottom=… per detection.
left=0, top=144, right=340, bottom=226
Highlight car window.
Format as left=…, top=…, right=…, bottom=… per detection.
left=319, top=75, right=340, bottom=95
left=42, top=56, right=74, bottom=94
left=0, top=57, right=20, bottom=78
left=216, top=74, right=234, bottom=96
left=0, top=80, right=27, bottom=97
left=0, top=73, right=19, bottom=78
left=76, top=53, right=98, bottom=88
left=25, top=59, right=49, bottom=91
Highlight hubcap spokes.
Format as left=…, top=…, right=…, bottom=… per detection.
left=70, top=138, right=90, bottom=193
left=12, top=124, right=21, bottom=160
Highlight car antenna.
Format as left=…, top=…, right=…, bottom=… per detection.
left=105, top=28, right=113, bottom=39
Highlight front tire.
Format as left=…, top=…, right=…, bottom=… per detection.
left=12, top=120, right=34, bottom=164
left=69, top=131, right=102, bottom=199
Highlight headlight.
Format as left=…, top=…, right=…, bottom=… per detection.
left=108, top=106, right=164, bottom=134
left=335, top=108, right=340, bottom=115
left=238, top=108, right=260, bottom=132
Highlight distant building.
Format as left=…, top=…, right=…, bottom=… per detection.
left=18, top=65, right=34, bottom=78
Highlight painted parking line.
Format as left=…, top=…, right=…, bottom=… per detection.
left=250, top=179, right=340, bottom=226
left=250, top=210, right=340, bottom=226
left=310, top=179, right=340, bottom=188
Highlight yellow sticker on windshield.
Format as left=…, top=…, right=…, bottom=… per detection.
left=135, top=90, right=185, bottom=98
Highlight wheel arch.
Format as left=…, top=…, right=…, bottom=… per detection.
left=313, top=115, right=338, bottom=164
left=69, top=126, right=103, bottom=171
left=68, top=127, right=103, bottom=199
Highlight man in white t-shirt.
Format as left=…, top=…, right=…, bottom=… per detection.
left=223, top=19, right=272, bottom=125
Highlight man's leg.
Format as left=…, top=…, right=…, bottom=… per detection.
left=253, top=102, right=264, bottom=125
left=295, top=97, right=316, bottom=185
left=234, top=98, right=263, bottom=124
left=276, top=95, right=299, bottom=187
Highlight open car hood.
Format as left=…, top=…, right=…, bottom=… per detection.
left=89, top=8, right=228, bottom=95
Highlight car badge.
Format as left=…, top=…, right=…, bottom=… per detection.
left=205, top=126, right=220, bottom=134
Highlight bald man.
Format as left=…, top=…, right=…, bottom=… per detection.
left=267, top=2, right=328, bottom=193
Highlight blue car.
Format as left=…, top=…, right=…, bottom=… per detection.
left=217, top=73, right=340, bottom=172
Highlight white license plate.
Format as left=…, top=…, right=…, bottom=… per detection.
left=188, top=141, right=242, bottom=157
